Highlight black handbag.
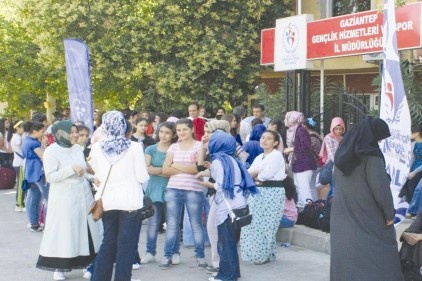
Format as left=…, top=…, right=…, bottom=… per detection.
left=140, top=195, right=155, bottom=220
left=222, top=194, right=252, bottom=243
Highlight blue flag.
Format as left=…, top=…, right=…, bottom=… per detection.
left=64, top=39, right=94, bottom=134
left=379, top=0, right=412, bottom=224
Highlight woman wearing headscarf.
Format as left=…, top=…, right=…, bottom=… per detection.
left=36, top=121, right=100, bottom=281
left=89, top=111, right=149, bottom=281
left=200, top=131, right=258, bottom=281
left=241, top=130, right=286, bottom=265
left=330, top=117, right=403, bottom=281
left=242, top=124, right=266, bottom=166
left=284, top=111, right=316, bottom=205
left=318, top=117, right=345, bottom=198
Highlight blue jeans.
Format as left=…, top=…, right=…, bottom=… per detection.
left=279, top=215, right=296, bottom=228
left=164, top=188, right=205, bottom=259
left=25, top=179, right=48, bottom=225
left=145, top=202, right=164, bottom=256
left=92, top=209, right=141, bottom=281
left=215, top=217, right=239, bottom=281
left=183, top=197, right=210, bottom=246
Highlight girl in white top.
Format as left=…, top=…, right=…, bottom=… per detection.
left=11, top=120, right=25, bottom=211
left=241, top=130, right=286, bottom=265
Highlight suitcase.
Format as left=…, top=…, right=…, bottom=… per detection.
left=0, top=167, right=16, bottom=189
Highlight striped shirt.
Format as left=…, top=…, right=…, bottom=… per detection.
left=167, top=141, right=204, bottom=191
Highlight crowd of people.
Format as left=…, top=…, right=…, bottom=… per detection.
left=2, top=102, right=419, bottom=281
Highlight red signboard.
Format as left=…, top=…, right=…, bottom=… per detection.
left=260, top=2, right=422, bottom=63
left=307, top=2, right=421, bottom=59
left=261, top=28, right=275, bottom=65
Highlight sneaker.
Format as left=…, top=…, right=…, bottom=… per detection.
left=15, top=206, right=23, bottom=212
left=131, top=279, right=141, bottom=281
left=30, top=224, right=43, bottom=232
left=206, top=266, right=219, bottom=274
left=82, top=271, right=91, bottom=279
left=172, top=253, right=180, bottom=265
left=141, top=253, right=156, bottom=264
left=160, top=257, right=172, bottom=269
left=197, top=258, right=208, bottom=269
left=208, top=277, right=222, bottom=281
left=53, top=271, right=66, bottom=281
left=132, top=263, right=141, bottom=270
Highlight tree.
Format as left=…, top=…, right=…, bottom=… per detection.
left=142, top=0, right=294, bottom=112
left=0, top=15, right=45, bottom=117
left=1, top=0, right=294, bottom=115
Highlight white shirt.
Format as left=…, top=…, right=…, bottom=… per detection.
left=248, top=149, right=286, bottom=181
left=89, top=141, right=150, bottom=211
left=211, top=157, right=247, bottom=226
left=11, top=133, right=24, bottom=167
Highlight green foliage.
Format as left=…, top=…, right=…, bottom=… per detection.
left=254, top=82, right=286, bottom=120
left=1, top=0, right=293, bottom=115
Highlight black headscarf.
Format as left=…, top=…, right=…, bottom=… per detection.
left=51, top=121, right=73, bottom=148
left=334, top=117, right=391, bottom=175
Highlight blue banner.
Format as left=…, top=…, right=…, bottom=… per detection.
left=379, top=0, right=412, bottom=212
left=64, top=39, right=94, bottom=134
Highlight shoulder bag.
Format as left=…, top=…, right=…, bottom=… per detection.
left=89, top=165, right=113, bottom=222
left=222, top=192, right=252, bottom=243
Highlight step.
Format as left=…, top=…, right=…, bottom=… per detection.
left=276, top=219, right=413, bottom=255
left=276, top=225, right=331, bottom=254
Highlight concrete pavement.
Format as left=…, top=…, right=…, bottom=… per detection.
left=1, top=188, right=330, bottom=281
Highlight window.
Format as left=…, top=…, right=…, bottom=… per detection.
left=333, top=0, right=371, bottom=17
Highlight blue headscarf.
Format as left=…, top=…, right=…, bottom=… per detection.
left=100, top=111, right=131, bottom=165
left=243, top=124, right=266, bottom=165
left=249, top=124, right=266, bottom=141
left=209, top=131, right=259, bottom=199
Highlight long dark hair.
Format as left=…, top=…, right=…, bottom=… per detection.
left=175, top=118, right=195, bottom=140
left=0, top=118, right=13, bottom=143
left=157, top=122, right=177, bottom=143
left=282, top=176, right=297, bottom=201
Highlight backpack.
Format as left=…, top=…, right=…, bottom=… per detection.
left=297, top=199, right=325, bottom=229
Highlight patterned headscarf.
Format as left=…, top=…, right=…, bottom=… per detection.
left=100, top=111, right=131, bottom=165
left=209, top=131, right=258, bottom=199
left=319, top=117, right=345, bottom=163
left=51, top=121, right=73, bottom=148
left=285, top=111, right=305, bottom=148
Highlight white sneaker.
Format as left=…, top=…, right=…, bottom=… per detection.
left=140, top=253, right=156, bottom=264
left=131, top=279, right=141, bottom=281
left=53, top=271, right=66, bottom=281
left=14, top=206, right=23, bottom=212
left=132, top=263, right=141, bottom=270
left=172, top=253, right=180, bottom=265
left=82, top=271, right=91, bottom=279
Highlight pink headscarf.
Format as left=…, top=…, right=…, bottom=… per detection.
left=285, top=111, right=305, bottom=148
left=319, top=117, right=345, bottom=163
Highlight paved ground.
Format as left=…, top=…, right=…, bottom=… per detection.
left=0, top=188, right=330, bottom=281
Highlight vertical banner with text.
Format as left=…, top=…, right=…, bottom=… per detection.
left=379, top=0, right=412, bottom=208
left=64, top=39, right=94, bottom=134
